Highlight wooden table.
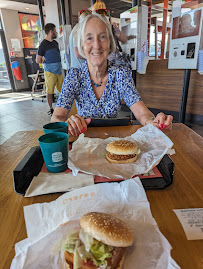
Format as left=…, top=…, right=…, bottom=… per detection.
left=0, top=124, right=202, bottom=269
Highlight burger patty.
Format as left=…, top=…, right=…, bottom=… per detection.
left=106, top=151, right=136, bottom=160
left=64, top=251, right=97, bottom=269
left=107, top=247, right=125, bottom=269
left=64, top=251, right=73, bottom=269
left=64, top=247, right=125, bottom=269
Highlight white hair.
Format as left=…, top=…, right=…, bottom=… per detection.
left=77, top=13, right=116, bottom=59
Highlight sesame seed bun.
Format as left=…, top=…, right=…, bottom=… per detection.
left=106, top=140, right=138, bottom=155
left=80, top=212, right=134, bottom=247
left=106, top=140, right=139, bottom=164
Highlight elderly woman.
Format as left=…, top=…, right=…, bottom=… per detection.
left=51, top=13, right=173, bottom=136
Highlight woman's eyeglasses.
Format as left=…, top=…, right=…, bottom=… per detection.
left=79, top=9, right=110, bottom=19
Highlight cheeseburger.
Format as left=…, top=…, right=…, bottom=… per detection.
left=106, top=140, right=139, bottom=164
left=63, top=212, right=134, bottom=269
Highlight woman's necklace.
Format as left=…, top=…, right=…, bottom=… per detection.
left=91, top=79, right=102, bottom=87
left=91, top=71, right=107, bottom=87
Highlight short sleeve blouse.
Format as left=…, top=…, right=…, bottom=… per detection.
left=56, top=61, right=142, bottom=118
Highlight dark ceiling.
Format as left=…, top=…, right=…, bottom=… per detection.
left=7, top=0, right=39, bottom=4
left=103, top=0, right=132, bottom=18
left=7, top=0, right=169, bottom=19
left=103, top=0, right=172, bottom=18
left=7, top=0, right=132, bottom=18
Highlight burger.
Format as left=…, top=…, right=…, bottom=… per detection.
left=63, top=212, right=134, bottom=269
left=106, top=140, right=139, bottom=164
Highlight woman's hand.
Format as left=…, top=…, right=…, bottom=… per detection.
left=153, top=112, right=173, bottom=131
left=130, top=102, right=173, bottom=131
left=67, top=114, right=91, bottom=136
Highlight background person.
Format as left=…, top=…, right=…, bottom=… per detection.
left=36, top=23, right=63, bottom=115
left=92, top=0, right=106, bottom=11
left=68, top=24, right=86, bottom=68
left=108, top=20, right=130, bottom=67
left=67, top=10, right=92, bottom=68
left=51, top=13, right=173, bottom=136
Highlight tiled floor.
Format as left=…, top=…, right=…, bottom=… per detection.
left=0, top=92, right=203, bottom=145
left=0, top=92, right=52, bottom=144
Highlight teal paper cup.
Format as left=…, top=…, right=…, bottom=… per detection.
left=38, top=132, right=69, bottom=173
left=43, top=122, right=68, bottom=134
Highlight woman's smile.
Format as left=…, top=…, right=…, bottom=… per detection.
left=91, top=52, right=103, bottom=55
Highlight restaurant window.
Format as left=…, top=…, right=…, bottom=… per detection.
left=149, top=24, right=170, bottom=57
left=149, top=15, right=171, bottom=59
left=18, top=13, right=42, bottom=48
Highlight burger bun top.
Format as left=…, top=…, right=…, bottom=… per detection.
left=80, top=212, right=134, bottom=247
left=106, top=140, right=138, bottom=155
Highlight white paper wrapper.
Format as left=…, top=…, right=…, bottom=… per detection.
left=11, top=178, right=180, bottom=269
left=24, top=172, right=94, bottom=197
left=68, top=124, right=174, bottom=179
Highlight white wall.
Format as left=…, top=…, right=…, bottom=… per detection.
left=44, top=0, right=60, bottom=33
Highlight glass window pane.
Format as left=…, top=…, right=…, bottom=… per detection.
left=0, top=34, right=11, bottom=91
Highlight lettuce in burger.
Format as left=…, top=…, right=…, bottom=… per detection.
left=63, top=212, right=134, bottom=269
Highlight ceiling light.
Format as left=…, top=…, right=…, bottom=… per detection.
left=26, top=7, right=30, bottom=10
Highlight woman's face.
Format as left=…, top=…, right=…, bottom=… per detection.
left=83, top=17, right=110, bottom=69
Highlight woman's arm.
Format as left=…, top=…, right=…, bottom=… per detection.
left=36, top=55, right=44, bottom=64
left=130, top=101, right=157, bottom=126
left=117, top=31, right=128, bottom=43
left=112, top=23, right=128, bottom=43
left=51, top=107, right=69, bottom=122
left=121, top=67, right=173, bottom=131
left=130, top=101, right=173, bottom=130
left=51, top=68, right=92, bottom=136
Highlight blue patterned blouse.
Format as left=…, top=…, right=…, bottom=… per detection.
left=56, top=61, right=142, bottom=118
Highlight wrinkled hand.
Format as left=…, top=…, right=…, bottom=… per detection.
left=67, top=114, right=91, bottom=136
left=153, top=112, right=173, bottom=131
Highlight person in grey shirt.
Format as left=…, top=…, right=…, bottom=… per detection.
left=68, top=24, right=86, bottom=68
